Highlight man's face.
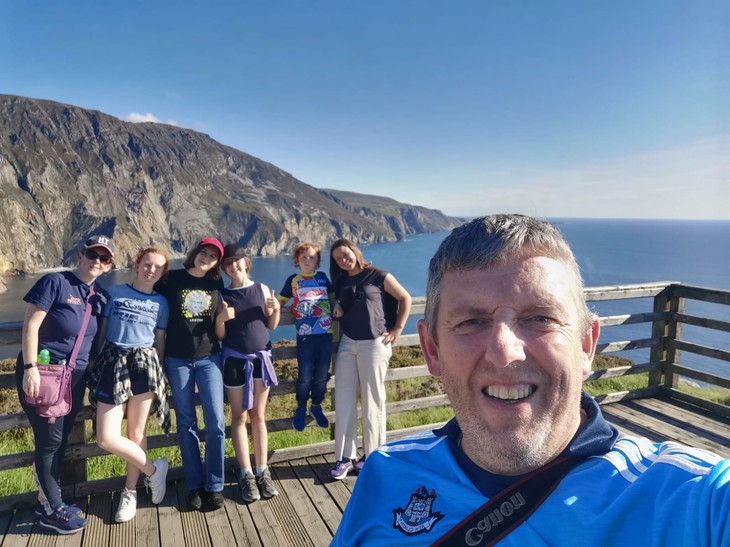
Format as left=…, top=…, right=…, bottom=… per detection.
left=418, top=254, right=599, bottom=475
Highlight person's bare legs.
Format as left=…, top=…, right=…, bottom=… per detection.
left=122, top=392, right=156, bottom=488
left=95, top=398, right=156, bottom=478
left=249, top=381, right=270, bottom=469
left=226, top=386, right=252, bottom=473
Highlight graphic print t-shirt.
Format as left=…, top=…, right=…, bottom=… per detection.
left=278, top=271, right=333, bottom=336
left=154, top=269, right=223, bottom=359
left=102, top=283, right=169, bottom=348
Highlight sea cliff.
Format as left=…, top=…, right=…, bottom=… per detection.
left=0, top=94, right=463, bottom=273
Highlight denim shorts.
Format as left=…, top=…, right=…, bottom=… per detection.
left=223, top=357, right=262, bottom=388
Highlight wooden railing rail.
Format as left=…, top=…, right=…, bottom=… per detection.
left=0, top=282, right=728, bottom=512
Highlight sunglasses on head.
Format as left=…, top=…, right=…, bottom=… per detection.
left=84, top=249, right=112, bottom=264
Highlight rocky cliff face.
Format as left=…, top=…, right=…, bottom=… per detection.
left=0, top=95, right=463, bottom=273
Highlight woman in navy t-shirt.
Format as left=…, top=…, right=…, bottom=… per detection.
left=16, top=235, right=114, bottom=535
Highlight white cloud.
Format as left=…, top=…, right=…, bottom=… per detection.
left=123, top=112, right=179, bottom=126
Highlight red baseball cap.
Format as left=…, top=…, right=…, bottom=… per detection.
left=198, top=237, right=224, bottom=258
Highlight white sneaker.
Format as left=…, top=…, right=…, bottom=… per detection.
left=144, top=458, right=168, bottom=505
left=115, top=489, right=137, bottom=523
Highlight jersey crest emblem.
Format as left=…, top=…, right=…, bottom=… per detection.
left=392, top=486, right=444, bottom=536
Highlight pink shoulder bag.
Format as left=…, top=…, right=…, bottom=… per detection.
left=24, top=286, right=95, bottom=421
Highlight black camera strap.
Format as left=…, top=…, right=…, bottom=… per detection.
left=431, top=456, right=580, bottom=547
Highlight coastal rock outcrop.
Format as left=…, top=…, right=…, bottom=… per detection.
left=0, top=95, right=463, bottom=273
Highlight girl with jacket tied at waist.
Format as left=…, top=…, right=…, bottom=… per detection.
left=215, top=243, right=281, bottom=503
left=88, top=247, right=170, bottom=523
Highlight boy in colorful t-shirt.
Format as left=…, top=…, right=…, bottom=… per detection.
left=278, top=243, right=334, bottom=431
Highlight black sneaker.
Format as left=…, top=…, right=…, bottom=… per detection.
left=187, top=489, right=203, bottom=511
left=205, top=491, right=224, bottom=510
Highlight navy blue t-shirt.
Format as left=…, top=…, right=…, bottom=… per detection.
left=220, top=283, right=271, bottom=354
left=23, top=271, right=106, bottom=369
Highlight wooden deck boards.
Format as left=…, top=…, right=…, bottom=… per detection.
left=1, top=395, right=728, bottom=547
left=600, top=396, right=730, bottom=457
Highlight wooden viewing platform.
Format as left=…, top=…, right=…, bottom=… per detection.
left=0, top=281, right=728, bottom=545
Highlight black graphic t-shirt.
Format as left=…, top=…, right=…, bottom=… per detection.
left=155, top=269, right=223, bottom=359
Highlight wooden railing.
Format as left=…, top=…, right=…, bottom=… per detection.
left=583, top=282, right=730, bottom=416
left=0, top=281, right=728, bottom=512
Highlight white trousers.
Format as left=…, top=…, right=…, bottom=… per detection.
left=333, top=335, right=392, bottom=460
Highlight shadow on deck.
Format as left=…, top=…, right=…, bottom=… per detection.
left=0, top=451, right=353, bottom=547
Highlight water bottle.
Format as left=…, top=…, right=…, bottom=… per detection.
left=37, top=349, right=51, bottom=365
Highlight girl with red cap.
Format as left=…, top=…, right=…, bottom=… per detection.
left=154, top=237, right=227, bottom=511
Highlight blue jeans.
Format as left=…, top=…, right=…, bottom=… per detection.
left=165, top=354, right=225, bottom=493
left=295, top=334, right=333, bottom=407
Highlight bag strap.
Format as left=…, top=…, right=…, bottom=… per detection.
left=67, top=285, right=96, bottom=371
left=360, top=267, right=379, bottom=285
left=431, top=456, right=580, bottom=547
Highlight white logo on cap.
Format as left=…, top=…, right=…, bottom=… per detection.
left=97, top=236, right=110, bottom=245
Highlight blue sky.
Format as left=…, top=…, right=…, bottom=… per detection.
left=2, top=1, right=728, bottom=219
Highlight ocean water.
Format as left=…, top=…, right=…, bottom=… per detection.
left=1, top=218, right=728, bottom=378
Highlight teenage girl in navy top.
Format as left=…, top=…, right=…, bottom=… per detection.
left=215, top=243, right=281, bottom=503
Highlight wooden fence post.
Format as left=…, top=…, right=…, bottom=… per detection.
left=62, top=416, right=88, bottom=498
left=663, top=285, right=685, bottom=389
left=649, top=284, right=684, bottom=390
left=649, top=287, right=670, bottom=388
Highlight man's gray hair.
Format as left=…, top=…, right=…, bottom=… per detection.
left=424, top=214, right=590, bottom=338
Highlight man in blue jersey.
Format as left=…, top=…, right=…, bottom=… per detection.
left=332, top=214, right=729, bottom=546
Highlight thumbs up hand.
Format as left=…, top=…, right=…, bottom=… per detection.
left=266, top=289, right=280, bottom=315
left=217, top=299, right=235, bottom=322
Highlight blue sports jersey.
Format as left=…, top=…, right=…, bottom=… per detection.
left=333, top=394, right=730, bottom=546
